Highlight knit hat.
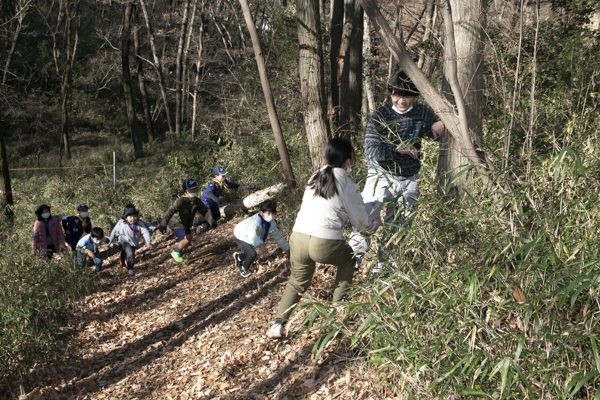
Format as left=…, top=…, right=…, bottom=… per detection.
left=211, top=166, right=228, bottom=176
left=388, top=70, right=419, bottom=95
left=122, top=207, right=140, bottom=219
left=77, top=204, right=88, bottom=211
left=182, top=177, right=199, bottom=190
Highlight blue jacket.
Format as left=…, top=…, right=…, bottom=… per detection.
left=76, top=234, right=107, bottom=253
left=233, top=213, right=289, bottom=251
left=201, top=178, right=239, bottom=208
left=62, top=215, right=92, bottom=244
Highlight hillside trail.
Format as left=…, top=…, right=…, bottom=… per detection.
left=18, top=216, right=386, bottom=399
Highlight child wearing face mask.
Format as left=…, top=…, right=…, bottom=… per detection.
left=232, top=200, right=289, bottom=278
left=76, top=227, right=108, bottom=271
left=32, top=204, right=69, bottom=259
left=62, top=204, right=93, bottom=251
left=199, top=166, right=252, bottom=230
left=107, top=206, right=152, bottom=276
left=157, top=178, right=211, bottom=263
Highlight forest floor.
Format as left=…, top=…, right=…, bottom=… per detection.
left=17, top=216, right=388, bottom=400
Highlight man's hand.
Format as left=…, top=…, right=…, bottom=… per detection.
left=396, top=144, right=419, bottom=159
left=432, top=121, right=445, bottom=139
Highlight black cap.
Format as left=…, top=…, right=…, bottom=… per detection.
left=122, top=207, right=139, bottom=219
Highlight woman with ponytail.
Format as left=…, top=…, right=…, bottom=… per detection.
left=267, top=138, right=380, bottom=338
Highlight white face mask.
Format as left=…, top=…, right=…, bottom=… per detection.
left=187, top=191, right=198, bottom=198
left=92, top=239, right=100, bottom=245
left=79, top=212, right=89, bottom=218
left=263, top=214, right=274, bottom=223
left=41, top=212, right=50, bottom=219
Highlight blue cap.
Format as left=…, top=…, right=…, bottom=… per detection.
left=182, top=177, right=198, bottom=190
left=211, top=166, right=228, bottom=176
left=77, top=204, right=88, bottom=211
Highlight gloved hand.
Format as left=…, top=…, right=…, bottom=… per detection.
left=239, top=185, right=253, bottom=191
left=157, top=226, right=167, bottom=234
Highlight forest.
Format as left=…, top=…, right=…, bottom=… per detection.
left=1, top=0, right=600, bottom=398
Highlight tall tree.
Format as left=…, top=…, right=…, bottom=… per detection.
left=0, top=119, right=14, bottom=219
left=437, top=0, right=488, bottom=191
left=338, top=0, right=363, bottom=136
left=122, top=1, right=144, bottom=158
left=239, top=0, right=296, bottom=189
left=174, top=0, right=191, bottom=135
left=53, top=0, right=80, bottom=160
left=2, top=0, right=31, bottom=85
left=296, top=0, right=330, bottom=170
left=133, top=7, right=154, bottom=144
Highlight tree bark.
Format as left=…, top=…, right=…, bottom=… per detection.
left=437, top=0, right=488, bottom=192
left=338, top=0, right=363, bottom=136
left=122, top=2, right=144, bottom=158
left=0, top=120, right=14, bottom=219
left=330, top=0, right=343, bottom=125
left=139, top=0, right=173, bottom=134
left=133, top=7, right=154, bottom=144
left=2, top=0, right=30, bottom=85
left=174, top=0, right=190, bottom=135
left=239, top=0, right=296, bottom=190
left=296, top=0, right=330, bottom=170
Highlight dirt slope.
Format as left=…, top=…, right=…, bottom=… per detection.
left=18, top=216, right=386, bottom=399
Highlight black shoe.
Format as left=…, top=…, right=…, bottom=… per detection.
left=233, top=252, right=242, bottom=268
left=354, top=253, right=364, bottom=270
left=239, top=267, right=251, bottom=278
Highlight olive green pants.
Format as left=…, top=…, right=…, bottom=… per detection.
left=276, top=232, right=355, bottom=322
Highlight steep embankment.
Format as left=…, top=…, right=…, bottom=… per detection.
left=19, top=216, right=383, bottom=399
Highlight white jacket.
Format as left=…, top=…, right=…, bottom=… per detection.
left=292, top=167, right=379, bottom=240
left=233, top=213, right=290, bottom=251
left=108, top=219, right=151, bottom=247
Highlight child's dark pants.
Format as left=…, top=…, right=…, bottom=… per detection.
left=234, top=238, right=256, bottom=270
left=120, top=242, right=137, bottom=271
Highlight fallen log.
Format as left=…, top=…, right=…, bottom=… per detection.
left=220, top=182, right=286, bottom=218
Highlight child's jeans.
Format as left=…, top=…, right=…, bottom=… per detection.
left=77, top=250, right=103, bottom=271
left=119, top=242, right=137, bottom=270
left=234, top=238, right=256, bottom=270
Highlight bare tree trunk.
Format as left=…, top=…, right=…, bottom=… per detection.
left=330, top=0, right=343, bottom=128
left=417, top=0, right=437, bottom=75
left=0, top=120, right=14, bottom=219
left=133, top=7, right=154, bottom=144
left=362, top=12, right=375, bottom=122
left=2, top=0, right=30, bottom=85
left=297, top=0, right=331, bottom=170
left=524, top=0, right=539, bottom=182
left=122, top=1, right=144, bottom=158
left=175, top=0, right=191, bottom=135
left=54, top=0, right=80, bottom=161
left=182, top=0, right=199, bottom=134
left=338, top=0, right=363, bottom=136
left=191, top=1, right=206, bottom=140
left=139, top=0, right=173, bottom=134
left=220, top=183, right=287, bottom=217
left=437, top=0, right=488, bottom=192
left=239, top=0, right=296, bottom=190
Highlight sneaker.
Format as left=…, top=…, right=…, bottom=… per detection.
left=119, top=258, right=126, bottom=268
left=354, top=253, right=364, bottom=270
left=171, top=251, right=188, bottom=263
left=233, top=252, right=242, bottom=268
left=199, top=223, right=210, bottom=233
left=127, top=269, right=135, bottom=276
left=95, top=266, right=102, bottom=273
left=266, top=322, right=283, bottom=339
left=239, top=267, right=251, bottom=278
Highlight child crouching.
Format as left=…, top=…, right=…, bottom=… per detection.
left=108, top=206, right=152, bottom=276
left=232, top=200, right=289, bottom=277
left=76, top=227, right=108, bottom=272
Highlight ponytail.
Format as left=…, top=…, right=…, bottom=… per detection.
left=308, top=138, right=354, bottom=200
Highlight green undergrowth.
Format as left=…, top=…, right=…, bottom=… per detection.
left=298, top=146, right=600, bottom=398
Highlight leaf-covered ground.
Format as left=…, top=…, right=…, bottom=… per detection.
left=18, top=216, right=387, bottom=399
